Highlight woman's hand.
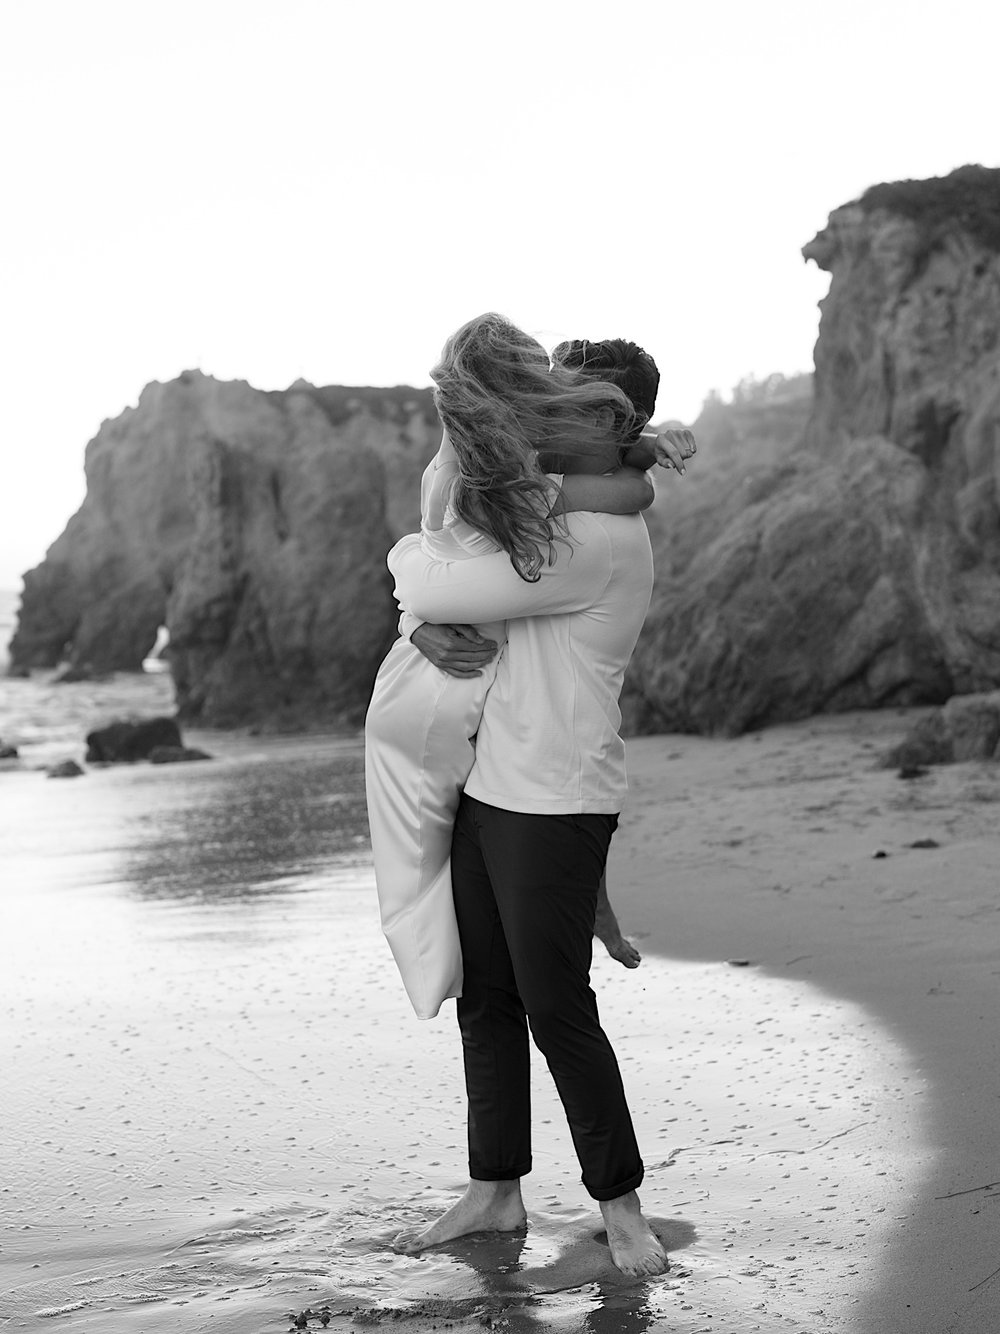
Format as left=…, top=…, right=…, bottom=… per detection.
left=410, top=623, right=499, bottom=677
left=644, top=428, right=697, bottom=474
left=622, top=429, right=698, bottom=475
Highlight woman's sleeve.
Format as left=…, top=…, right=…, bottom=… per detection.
left=421, top=432, right=459, bottom=530
left=388, top=516, right=613, bottom=624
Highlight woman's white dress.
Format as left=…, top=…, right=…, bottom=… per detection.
left=364, top=445, right=505, bottom=1019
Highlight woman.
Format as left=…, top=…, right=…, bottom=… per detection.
left=365, top=313, right=656, bottom=1021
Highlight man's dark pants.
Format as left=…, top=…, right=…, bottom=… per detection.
left=450, top=793, right=645, bottom=1201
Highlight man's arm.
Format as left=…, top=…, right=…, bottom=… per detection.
left=408, top=622, right=499, bottom=677
left=388, top=516, right=613, bottom=625
left=398, top=605, right=498, bottom=677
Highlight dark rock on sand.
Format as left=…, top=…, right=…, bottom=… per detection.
left=148, top=745, right=212, bottom=764
left=0, top=742, right=18, bottom=760
left=10, top=374, right=436, bottom=727
left=624, top=165, right=1000, bottom=735
left=942, top=692, right=1000, bottom=759
left=880, top=691, right=1000, bottom=767
left=880, top=712, right=956, bottom=769
left=48, top=760, right=84, bottom=778
left=86, top=717, right=183, bottom=763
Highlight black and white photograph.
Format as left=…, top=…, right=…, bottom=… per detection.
left=1, top=3, right=998, bottom=1331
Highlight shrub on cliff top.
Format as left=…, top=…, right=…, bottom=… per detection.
left=859, top=164, right=1000, bottom=254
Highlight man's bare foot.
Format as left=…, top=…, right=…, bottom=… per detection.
left=594, top=897, right=641, bottom=969
left=393, top=1179, right=527, bottom=1254
left=599, top=1190, right=669, bottom=1278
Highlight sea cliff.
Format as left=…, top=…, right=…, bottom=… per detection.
left=623, top=165, right=1000, bottom=734
left=9, top=375, right=440, bottom=726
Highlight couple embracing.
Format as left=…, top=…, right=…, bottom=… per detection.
left=365, top=312, right=694, bottom=1278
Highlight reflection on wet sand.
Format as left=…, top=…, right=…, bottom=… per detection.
left=118, top=744, right=370, bottom=902
left=281, top=1200, right=695, bottom=1333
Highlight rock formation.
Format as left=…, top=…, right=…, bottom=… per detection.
left=86, top=717, right=184, bottom=762
left=12, top=168, right=1000, bottom=736
left=11, top=373, right=441, bottom=726
left=879, top=691, right=1000, bottom=769
left=623, top=165, right=1000, bottom=734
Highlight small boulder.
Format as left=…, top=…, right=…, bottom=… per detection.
left=880, top=692, right=1000, bottom=769
left=942, top=693, right=1000, bottom=761
left=85, top=717, right=183, bottom=763
left=148, top=745, right=212, bottom=764
left=0, top=742, right=18, bottom=760
left=880, top=711, right=954, bottom=769
left=48, top=759, right=85, bottom=778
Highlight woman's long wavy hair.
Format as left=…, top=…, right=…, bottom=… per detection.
left=431, top=313, right=638, bottom=581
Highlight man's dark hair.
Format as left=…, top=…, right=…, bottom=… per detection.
left=552, top=338, right=660, bottom=442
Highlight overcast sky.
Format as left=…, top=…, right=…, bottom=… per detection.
left=1, top=0, right=997, bottom=588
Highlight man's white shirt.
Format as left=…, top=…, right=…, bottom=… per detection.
left=388, top=511, right=653, bottom=815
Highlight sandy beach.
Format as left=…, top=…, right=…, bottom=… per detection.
left=1, top=704, right=998, bottom=1333
left=616, top=712, right=1000, bottom=1333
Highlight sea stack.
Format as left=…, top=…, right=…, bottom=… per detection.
left=9, top=374, right=441, bottom=727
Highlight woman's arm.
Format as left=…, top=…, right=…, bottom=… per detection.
left=552, top=467, right=654, bottom=515
left=619, top=439, right=657, bottom=471
left=388, top=517, right=613, bottom=624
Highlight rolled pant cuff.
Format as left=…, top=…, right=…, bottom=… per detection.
left=471, top=1160, right=532, bottom=1182
left=585, top=1164, right=645, bottom=1203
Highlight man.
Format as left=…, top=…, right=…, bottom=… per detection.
left=388, top=341, right=692, bottom=1277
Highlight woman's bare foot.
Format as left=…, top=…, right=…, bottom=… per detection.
left=594, top=896, right=641, bottom=969
left=599, top=1190, right=669, bottom=1277
left=392, top=1179, right=527, bottom=1254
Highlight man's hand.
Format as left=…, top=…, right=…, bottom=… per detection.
left=639, top=427, right=697, bottom=475
left=409, top=623, right=499, bottom=678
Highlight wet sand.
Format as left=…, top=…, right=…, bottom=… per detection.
left=1, top=708, right=997, bottom=1332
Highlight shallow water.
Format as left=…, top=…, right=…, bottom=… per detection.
left=1, top=729, right=931, bottom=1333
left=0, top=668, right=178, bottom=769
